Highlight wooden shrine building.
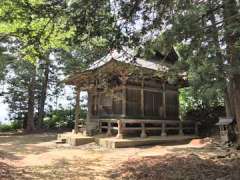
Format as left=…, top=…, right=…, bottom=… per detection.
left=65, top=50, right=197, bottom=139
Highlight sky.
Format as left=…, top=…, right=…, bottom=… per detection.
left=0, top=96, right=9, bottom=124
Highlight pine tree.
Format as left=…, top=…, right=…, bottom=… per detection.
left=116, top=0, right=240, bottom=140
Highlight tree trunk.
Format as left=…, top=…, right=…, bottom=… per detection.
left=224, top=91, right=232, bottom=117
left=225, top=81, right=235, bottom=117
left=26, top=66, right=36, bottom=132
left=37, top=56, right=50, bottom=129
left=74, top=88, right=80, bottom=133
left=228, top=76, right=240, bottom=143
left=232, top=77, right=240, bottom=132
left=223, top=0, right=240, bottom=141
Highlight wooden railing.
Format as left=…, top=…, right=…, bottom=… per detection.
left=99, top=119, right=199, bottom=138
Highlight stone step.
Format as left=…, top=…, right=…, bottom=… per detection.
left=67, top=136, right=94, bottom=146
left=55, top=140, right=66, bottom=144
left=97, top=135, right=198, bottom=148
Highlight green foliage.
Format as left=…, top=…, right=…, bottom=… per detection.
left=0, top=0, right=74, bottom=62
left=179, top=87, right=224, bottom=118
left=5, top=59, right=34, bottom=121
left=179, top=87, right=225, bottom=136
left=59, top=43, right=109, bottom=75
left=0, top=0, right=123, bottom=131
left=0, top=0, right=124, bottom=63
left=44, top=108, right=86, bottom=129
left=0, top=44, right=14, bottom=81
left=117, top=0, right=240, bottom=120
left=0, top=124, right=13, bottom=132
left=2, top=0, right=238, bottom=132
left=0, top=121, right=20, bottom=132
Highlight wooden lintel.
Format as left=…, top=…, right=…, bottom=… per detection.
left=127, top=85, right=162, bottom=93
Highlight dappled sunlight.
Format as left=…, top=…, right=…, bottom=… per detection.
left=0, top=143, right=53, bottom=156
left=1, top=134, right=240, bottom=179
left=0, top=133, right=58, bottom=167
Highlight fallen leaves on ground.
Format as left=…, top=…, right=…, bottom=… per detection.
left=0, top=162, right=12, bottom=179
left=110, top=153, right=240, bottom=180
left=0, top=161, right=26, bottom=180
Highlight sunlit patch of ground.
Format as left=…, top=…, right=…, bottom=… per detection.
left=0, top=133, right=239, bottom=179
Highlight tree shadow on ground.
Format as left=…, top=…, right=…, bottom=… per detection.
left=0, top=133, right=57, bottom=157
left=130, top=140, right=193, bottom=150
left=108, top=153, right=240, bottom=180
left=0, top=150, right=23, bottom=161
left=14, top=157, right=112, bottom=180
left=0, top=133, right=57, bottom=145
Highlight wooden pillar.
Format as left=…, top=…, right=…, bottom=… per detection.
left=110, top=89, right=114, bottom=117
left=141, top=78, right=144, bottom=117
left=140, top=121, right=147, bottom=138
left=195, top=122, right=199, bottom=135
left=87, top=91, right=92, bottom=121
left=116, top=119, right=123, bottom=139
left=74, top=88, right=81, bottom=134
left=177, top=89, right=180, bottom=118
left=163, top=82, right=167, bottom=119
left=94, top=93, right=97, bottom=116
left=106, top=121, right=112, bottom=136
left=179, top=122, right=184, bottom=135
left=97, top=92, right=101, bottom=117
left=99, top=120, right=102, bottom=133
left=96, top=90, right=102, bottom=133
left=161, top=121, right=167, bottom=136
left=122, top=80, right=127, bottom=117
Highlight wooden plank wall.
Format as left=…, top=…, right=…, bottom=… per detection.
left=90, top=78, right=179, bottom=120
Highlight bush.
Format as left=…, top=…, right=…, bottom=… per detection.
left=44, top=108, right=87, bottom=130
left=0, top=124, right=12, bottom=132
left=179, top=87, right=225, bottom=136
left=0, top=121, right=19, bottom=132
left=44, top=114, right=69, bottom=129
left=184, top=106, right=225, bottom=136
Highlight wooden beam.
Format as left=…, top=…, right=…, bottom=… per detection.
left=127, top=85, right=162, bottom=93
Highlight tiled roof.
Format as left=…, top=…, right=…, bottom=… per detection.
left=87, top=50, right=169, bottom=72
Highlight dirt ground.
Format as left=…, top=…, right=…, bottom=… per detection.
left=0, top=133, right=240, bottom=180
